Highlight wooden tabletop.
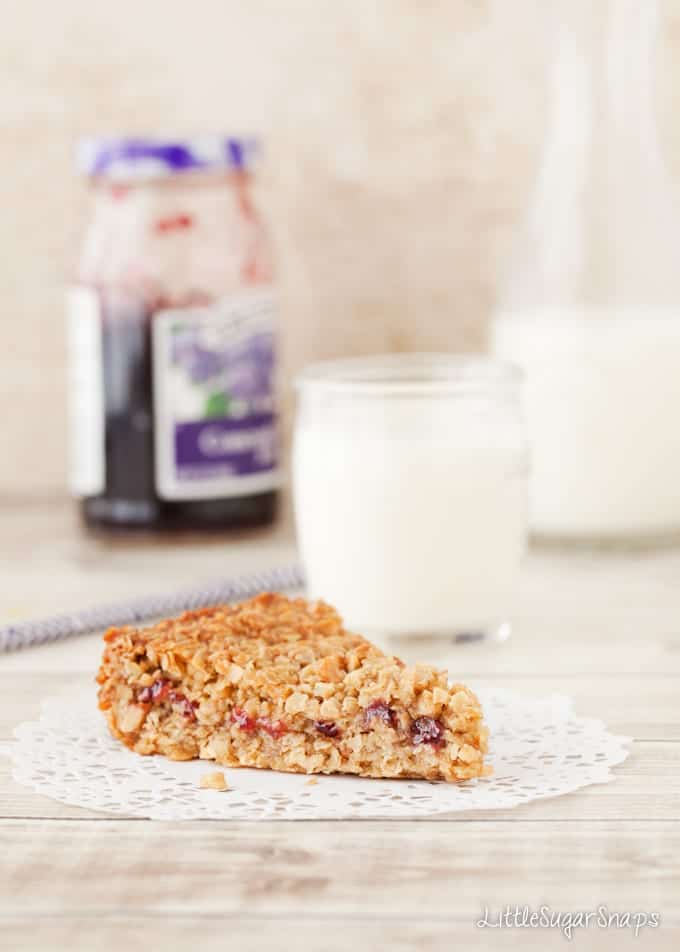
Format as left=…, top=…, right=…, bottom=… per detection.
left=1, top=500, right=678, bottom=951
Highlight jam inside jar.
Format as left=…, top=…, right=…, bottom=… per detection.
left=68, top=138, right=279, bottom=531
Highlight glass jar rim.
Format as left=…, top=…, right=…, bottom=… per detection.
left=295, top=353, right=522, bottom=398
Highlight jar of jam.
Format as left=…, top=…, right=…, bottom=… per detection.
left=67, top=137, right=280, bottom=531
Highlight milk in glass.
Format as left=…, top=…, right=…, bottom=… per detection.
left=492, top=0, right=680, bottom=540
left=293, top=356, right=527, bottom=639
left=493, top=312, right=680, bottom=538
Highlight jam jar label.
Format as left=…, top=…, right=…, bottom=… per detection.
left=66, top=287, right=105, bottom=497
left=152, top=289, right=280, bottom=500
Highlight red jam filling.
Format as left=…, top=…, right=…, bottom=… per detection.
left=168, top=691, right=198, bottom=721
left=137, top=678, right=197, bottom=721
left=230, top=709, right=289, bottom=737
left=138, top=678, right=170, bottom=703
left=364, top=699, right=397, bottom=729
left=410, top=716, right=445, bottom=748
left=314, top=720, right=341, bottom=738
left=231, top=708, right=257, bottom=732
left=257, top=717, right=288, bottom=739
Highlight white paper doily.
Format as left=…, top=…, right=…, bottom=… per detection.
left=0, top=687, right=630, bottom=819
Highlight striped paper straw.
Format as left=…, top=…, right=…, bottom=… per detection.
left=0, top=563, right=305, bottom=653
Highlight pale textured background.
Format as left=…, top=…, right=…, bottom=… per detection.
left=2, top=0, right=680, bottom=498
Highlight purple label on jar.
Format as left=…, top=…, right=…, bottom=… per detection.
left=153, top=292, right=279, bottom=499
left=174, top=414, right=277, bottom=480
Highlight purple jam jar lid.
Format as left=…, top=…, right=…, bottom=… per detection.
left=76, top=136, right=260, bottom=180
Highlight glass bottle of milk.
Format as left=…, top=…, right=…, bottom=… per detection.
left=492, top=0, right=680, bottom=541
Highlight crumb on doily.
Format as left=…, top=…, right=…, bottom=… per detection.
left=305, top=777, right=319, bottom=786
left=200, top=771, right=229, bottom=791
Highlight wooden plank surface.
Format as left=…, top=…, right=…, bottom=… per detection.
left=4, top=920, right=676, bottom=952
left=2, top=820, right=679, bottom=915
left=0, top=500, right=679, bottom=951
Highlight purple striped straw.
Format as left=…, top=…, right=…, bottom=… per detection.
left=0, top=563, right=305, bottom=653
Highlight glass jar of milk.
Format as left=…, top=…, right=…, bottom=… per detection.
left=492, top=0, right=680, bottom=541
left=293, top=355, right=527, bottom=641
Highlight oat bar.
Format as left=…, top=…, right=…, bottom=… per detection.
left=97, top=593, right=488, bottom=782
